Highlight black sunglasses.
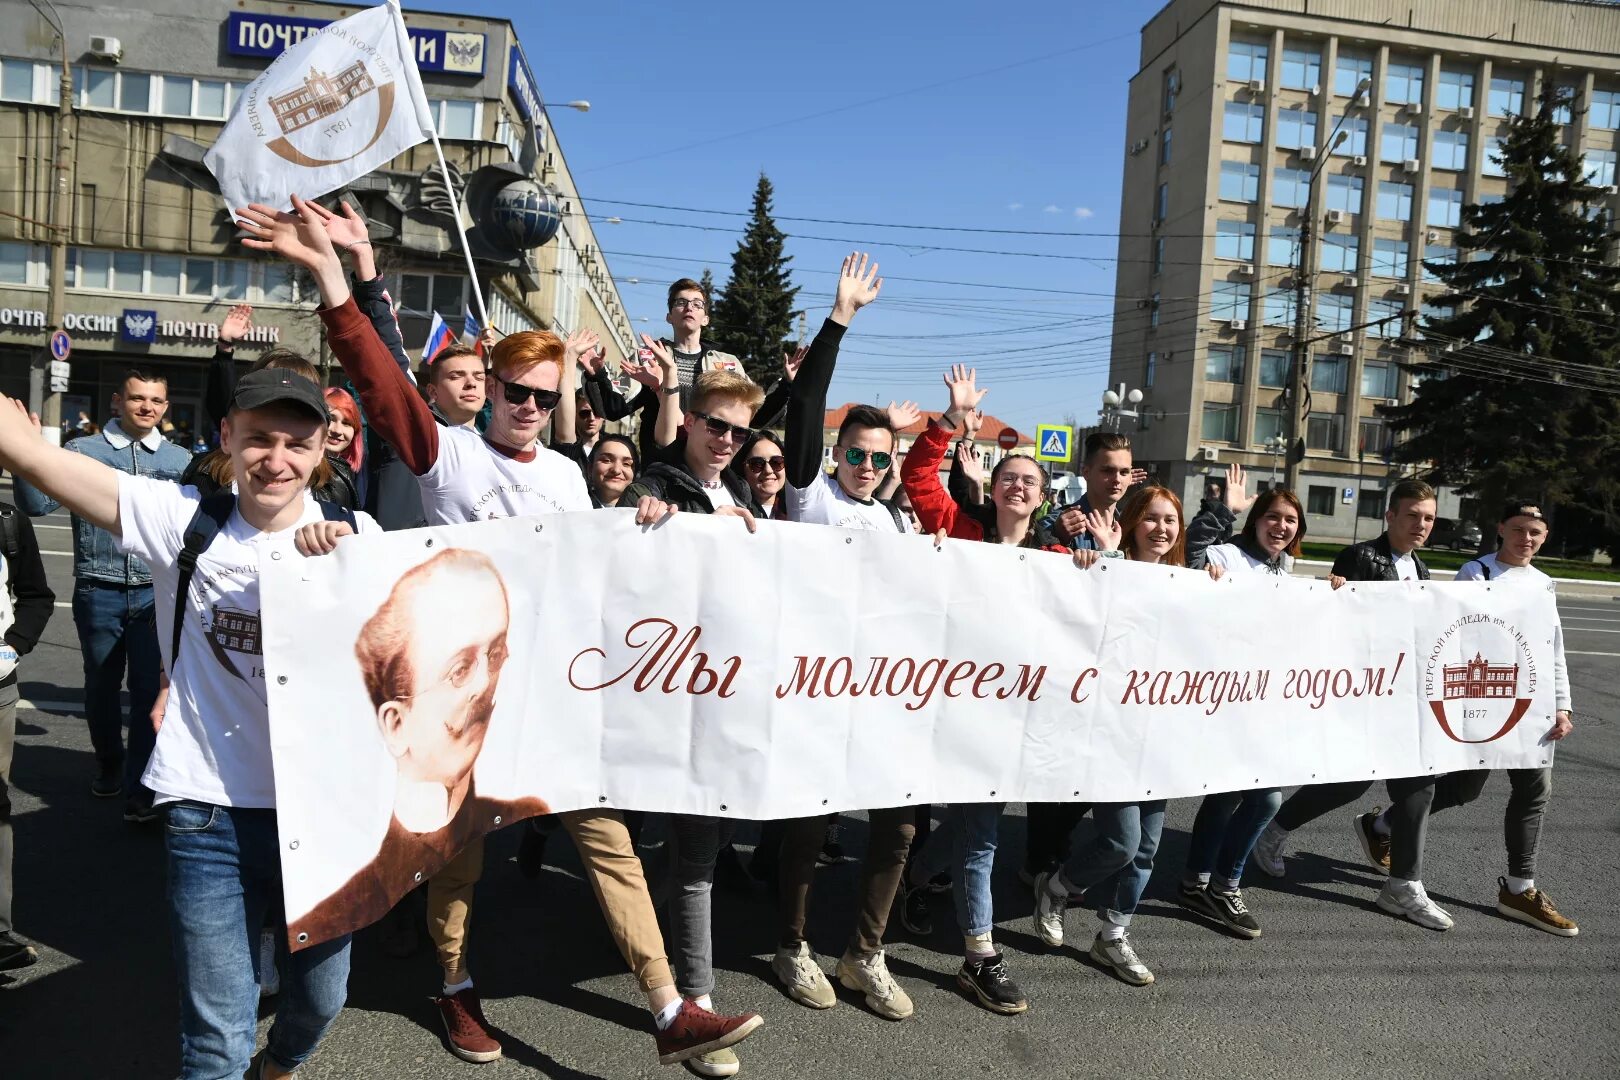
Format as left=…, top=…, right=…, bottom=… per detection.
left=744, top=454, right=786, bottom=473
left=494, top=374, right=562, bottom=411
left=692, top=411, right=754, bottom=444
left=842, top=446, right=893, bottom=470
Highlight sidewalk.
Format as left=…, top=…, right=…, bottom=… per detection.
left=1295, top=558, right=1620, bottom=600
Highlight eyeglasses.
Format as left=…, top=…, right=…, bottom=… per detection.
left=670, top=297, right=707, bottom=311
left=996, top=473, right=1043, bottom=491
left=745, top=454, right=786, bottom=473
left=842, top=447, right=893, bottom=470
left=494, top=375, right=562, bottom=411
left=692, top=411, right=754, bottom=444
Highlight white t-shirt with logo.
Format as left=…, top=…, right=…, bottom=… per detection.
left=419, top=424, right=591, bottom=524
left=1456, top=552, right=1570, bottom=710
left=700, top=480, right=736, bottom=510
left=1392, top=549, right=1420, bottom=581
left=118, top=476, right=380, bottom=808
left=787, top=471, right=909, bottom=532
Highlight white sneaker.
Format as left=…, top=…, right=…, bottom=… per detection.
left=1031, top=871, right=1066, bottom=947
left=258, top=929, right=280, bottom=997
left=771, top=941, right=836, bottom=1009
left=836, top=949, right=914, bottom=1020
left=1376, top=879, right=1454, bottom=931
left=1089, top=932, right=1154, bottom=986
left=685, top=1048, right=739, bottom=1077
left=1251, top=822, right=1289, bottom=878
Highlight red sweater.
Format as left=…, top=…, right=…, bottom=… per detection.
left=901, top=422, right=1066, bottom=552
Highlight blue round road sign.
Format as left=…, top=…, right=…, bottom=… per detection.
left=49, top=329, right=71, bottom=361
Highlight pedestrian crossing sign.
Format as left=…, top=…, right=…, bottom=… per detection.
left=1034, top=424, right=1073, bottom=463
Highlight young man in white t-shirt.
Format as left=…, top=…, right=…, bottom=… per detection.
left=0, top=369, right=378, bottom=1079
left=237, top=195, right=762, bottom=1071
left=1391, top=501, right=1577, bottom=935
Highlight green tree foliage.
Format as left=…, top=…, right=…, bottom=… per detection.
left=709, top=174, right=801, bottom=383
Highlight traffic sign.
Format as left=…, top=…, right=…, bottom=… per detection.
left=1034, top=423, right=1073, bottom=463
left=997, top=429, right=1018, bottom=450
left=48, top=328, right=71, bottom=361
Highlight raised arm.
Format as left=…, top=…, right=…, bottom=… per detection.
left=0, top=398, right=121, bottom=536
left=901, top=366, right=988, bottom=541
left=204, top=304, right=253, bottom=430
left=784, top=252, right=882, bottom=488
left=1185, top=464, right=1252, bottom=569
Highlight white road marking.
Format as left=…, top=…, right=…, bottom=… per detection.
left=17, top=698, right=83, bottom=714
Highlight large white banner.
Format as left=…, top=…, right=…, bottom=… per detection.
left=261, top=512, right=1559, bottom=946
left=205, top=1, right=433, bottom=212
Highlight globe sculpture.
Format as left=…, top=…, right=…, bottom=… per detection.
left=490, top=178, right=562, bottom=250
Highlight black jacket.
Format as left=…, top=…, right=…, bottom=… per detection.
left=618, top=439, right=764, bottom=517
left=2, top=501, right=55, bottom=691
left=1184, top=499, right=1236, bottom=570
left=1331, top=532, right=1431, bottom=582
left=585, top=365, right=792, bottom=462
left=180, top=450, right=360, bottom=511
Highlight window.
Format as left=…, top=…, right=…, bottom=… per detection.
left=1152, top=236, right=1166, bottom=275
left=1206, top=345, right=1246, bottom=383
left=160, top=76, right=192, bottom=116
left=0, top=241, right=33, bottom=284
left=1215, top=220, right=1256, bottom=261
left=1163, top=67, right=1181, bottom=113
left=72, top=248, right=111, bottom=289
left=262, top=264, right=297, bottom=304
left=1382, top=122, right=1418, bottom=163
left=1332, top=115, right=1368, bottom=156
left=113, top=252, right=144, bottom=291
left=0, top=60, right=34, bottom=102
left=1212, top=280, right=1251, bottom=322
left=83, top=67, right=115, bottom=109
left=1228, top=41, right=1269, bottom=83
left=1423, top=244, right=1456, bottom=283
left=1272, top=166, right=1310, bottom=208
left=1357, top=486, right=1387, bottom=518
left=495, top=108, right=526, bottom=161
left=1154, top=183, right=1168, bottom=222
left=1591, top=89, right=1620, bottom=130
left=1145, top=351, right=1157, bottom=388
left=1377, top=181, right=1414, bottom=221
left=1320, top=232, right=1359, bottom=273
left=1276, top=108, right=1318, bottom=150
left=1359, top=417, right=1393, bottom=456
left=1224, top=102, right=1265, bottom=143
left=1386, top=61, right=1425, bottom=106
left=1263, top=288, right=1296, bottom=326
left=1483, top=136, right=1508, bottom=178
left=1362, top=361, right=1397, bottom=398
left=1433, top=129, right=1469, bottom=171
left=1316, top=293, right=1353, bottom=334
left=1281, top=47, right=1321, bottom=91
left=1489, top=75, right=1525, bottom=118
left=149, top=254, right=182, bottom=295
left=196, top=80, right=227, bottom=120
left=1325, top=173, right=1364, bottom=215
left=1254, top=407, right=1285, bottom=446
left=1268, top=225, right=1299, bottom=266
left=119, top=72, right=151, bottom=113
left=1550, top=85, right=1576, bottom=125
left=1437, top=68, right=1474, bottom=111
left=1311, top=355, right=1348, bottom=393
left=1335, top=52, right=1373, bottom=98
left=1428, top=187, right=1463, bottom=228
left=218, top=260, right=250, bottom=301
left=1584, top=149, right=1617, bottom=188
left=1220, top=161, right=1260, bottom=202
left=1307, top=414, right=1344, bottom=453
left=430, top=98, right=481, bottom=140
left=184, top=258, right=214, bottom=297
left=1260, top=350, right=1291, bottom=387
left=1202, top=403, right=1240, bottom=443
left=1367, top=297, right=1402, bottom=336
left=1149, top=292, right=1161, bottom=328
left=1372, top=238, right=1409, bottom=278
left=1307, top=485, right=1338, bottom=513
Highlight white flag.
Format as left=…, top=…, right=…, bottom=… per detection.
left=205, top=1, right=434, bottom=212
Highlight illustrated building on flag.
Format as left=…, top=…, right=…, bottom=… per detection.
left=1441, top=653, right=1519, bottom=700
left=270, top=63, right=378, bottom=135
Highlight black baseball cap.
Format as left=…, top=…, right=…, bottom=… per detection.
left=230, top=369, right=328, bottom=422
left=1499, top=500, right=1545, bottom=522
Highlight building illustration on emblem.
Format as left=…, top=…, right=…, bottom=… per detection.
left=270, top=63, right=377, bottom=136
left=1441, top=652, right=1519, bottom=700
left=212, top=607, right=263, bottom=656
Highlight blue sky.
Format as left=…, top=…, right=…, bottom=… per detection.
left=415, top=0, right=1156, bottom=436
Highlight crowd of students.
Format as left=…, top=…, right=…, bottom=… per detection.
left=0, top=195, right=1578, bottom=1080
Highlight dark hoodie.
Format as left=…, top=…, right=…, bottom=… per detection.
left=618, top=437, right=764, bottom=517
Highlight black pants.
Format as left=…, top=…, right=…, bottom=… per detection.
left=1024, top=802, right=1091, bottom=876
left=1427, top=767, right=1552, bottom=879
left=1273, top=776, right=1436, bottom=881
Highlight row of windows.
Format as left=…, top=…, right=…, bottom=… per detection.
left=1210, top=280, right=1411, bottom=334
left=1204, top=402, right=1392, bottom=458
left=1204, top=345, right=1400, bottom=397
left=1217, top=162, right=1487, bottom=227
left=1217, top=219, right=1456, bottom=278
left=1227, top=104, right=1486, bottom=170
left=0, top=58, right=486, bottom=139
left=1225, top=40, right=1620, bottom=126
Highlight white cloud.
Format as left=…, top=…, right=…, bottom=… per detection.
left=1042, top=204, right=1062, bottom=214
left=1007, top=201, right=1023, bottom=211
left=1073, top=206, right=1095, bottom=219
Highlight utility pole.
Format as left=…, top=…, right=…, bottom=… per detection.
left=29, top=0, right=73, bottom=441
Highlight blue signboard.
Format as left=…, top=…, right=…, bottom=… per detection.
left=507, top=45, right=543, bottom=121
left=120, top=309, right=158, bottom=345
left=225, top=12, right=486, bottom=75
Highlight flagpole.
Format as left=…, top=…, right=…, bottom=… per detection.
left=428, top=129, right=490, bottom=329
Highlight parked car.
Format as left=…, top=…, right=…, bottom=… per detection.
left=1428, top=517, right=1483, bottom=551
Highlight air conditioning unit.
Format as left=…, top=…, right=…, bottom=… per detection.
left=1402, top=158, right=1421, bottom=173
left=1248, top=78, right=1266, bottom=93
left=1198, top=447, right=1220, bottom=462
left=1336, top=342, right=1355, bottom=355
left=88, top=35, right=122, bottom=62
left=1229, top=319, right=1248, bottom=330
left=1325, top=208, right=1346, bottom=226
left=1394, top=282, right=1411, bottom=296
left=1458, top=104, right=1475, bottom=120
left=1406, top=102, right=1423, bottom=116
left=1310, top=84, right=1322, bottom=97
left=1238, top=264, right=1255, bottom=276
left=1352, top=154, right=1368, bottom=167
left=1605, top=185, right=1620, bottom=196
left=1299, top=145, right=1318, bottom=161
left=1385, top=397, right=1400, bottom=407
left=1425, top=229, right=1440, bottom=242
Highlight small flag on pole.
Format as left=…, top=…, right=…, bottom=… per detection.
left=421, top=312, right=453, bottom=363
left=204, top=1, right=434, bottom=213
left=462, top=307, right=481, bottom=344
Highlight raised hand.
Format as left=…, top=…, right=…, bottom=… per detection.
left=641, top=334, right=677, bottom=381
left=941, top=364, right=989, bottom=427
left=1056, top=506, right=1085, bottom=542
left=1224, top=463, right=1256, bottom=515
left=566, top=328, right=603, bottom=368
left=831, top=251, right=882, bottom=322
left=620, top=354, right=661, bottom=390
left=304, top=199, right=371, bottom=251
left=1085, top=508, right=1122, bottom=551
left=955, top=440, right=984, bottom=486
left=962, top=408, right=984, bottom=441
left=237, top=195, right=340, bottom=275
left=218, top=304, right=254, bottom=345
left=1130, top=467, right=1148, bottom=487
left=886, top=399, right=922, bottom=431
left=783, top=344, right=808, bottom=383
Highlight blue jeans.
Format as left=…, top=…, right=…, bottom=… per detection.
left=663, top=814, right=729, bottom=999
left=73, top=581, right=161, bottom=794
left=945, top=803, right=1005, bottom=938
left=1183, top=788, right=1282, bottom=886
left=1067, top=800, right=1167, bottom=928
left=166, top=802, right=350, bottom=1078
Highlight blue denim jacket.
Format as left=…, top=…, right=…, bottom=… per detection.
left=13, top=421, right=191, bottom=585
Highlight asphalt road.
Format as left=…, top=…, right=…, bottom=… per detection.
left=2, top=485, right=1617, bottom=1079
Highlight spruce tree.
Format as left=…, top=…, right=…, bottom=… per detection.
left=1388, top=83, right=1620, bottom=547
left=709, top=174, right=801, bottom=383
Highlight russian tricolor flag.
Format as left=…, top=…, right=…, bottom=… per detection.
left=421, top=311, right=454, bottom=364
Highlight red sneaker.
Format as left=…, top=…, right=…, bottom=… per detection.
left=655, top=1000, right=764, bottom=1065
left=435, top=987, right=503, bottom=1063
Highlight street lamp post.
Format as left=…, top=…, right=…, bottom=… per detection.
left=1263, top=433, right=1287, bottom=485
left=1100, top=383, right=1144, bottom=432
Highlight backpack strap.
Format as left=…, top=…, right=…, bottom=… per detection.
left=319, top=500, right=358, bottom=530
left=172, top=492, right=237, bottom=668
left=0, top=501, right=19, bottom=564
left=1463, top=557, right=1491, bottom=581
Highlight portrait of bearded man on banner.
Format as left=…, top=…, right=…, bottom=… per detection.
left=289, top=546, right=547, bottom=946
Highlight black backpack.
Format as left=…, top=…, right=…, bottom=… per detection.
left=0, top=500, right=19, bottom=564
left=170, top=492, right=355, bottom=669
